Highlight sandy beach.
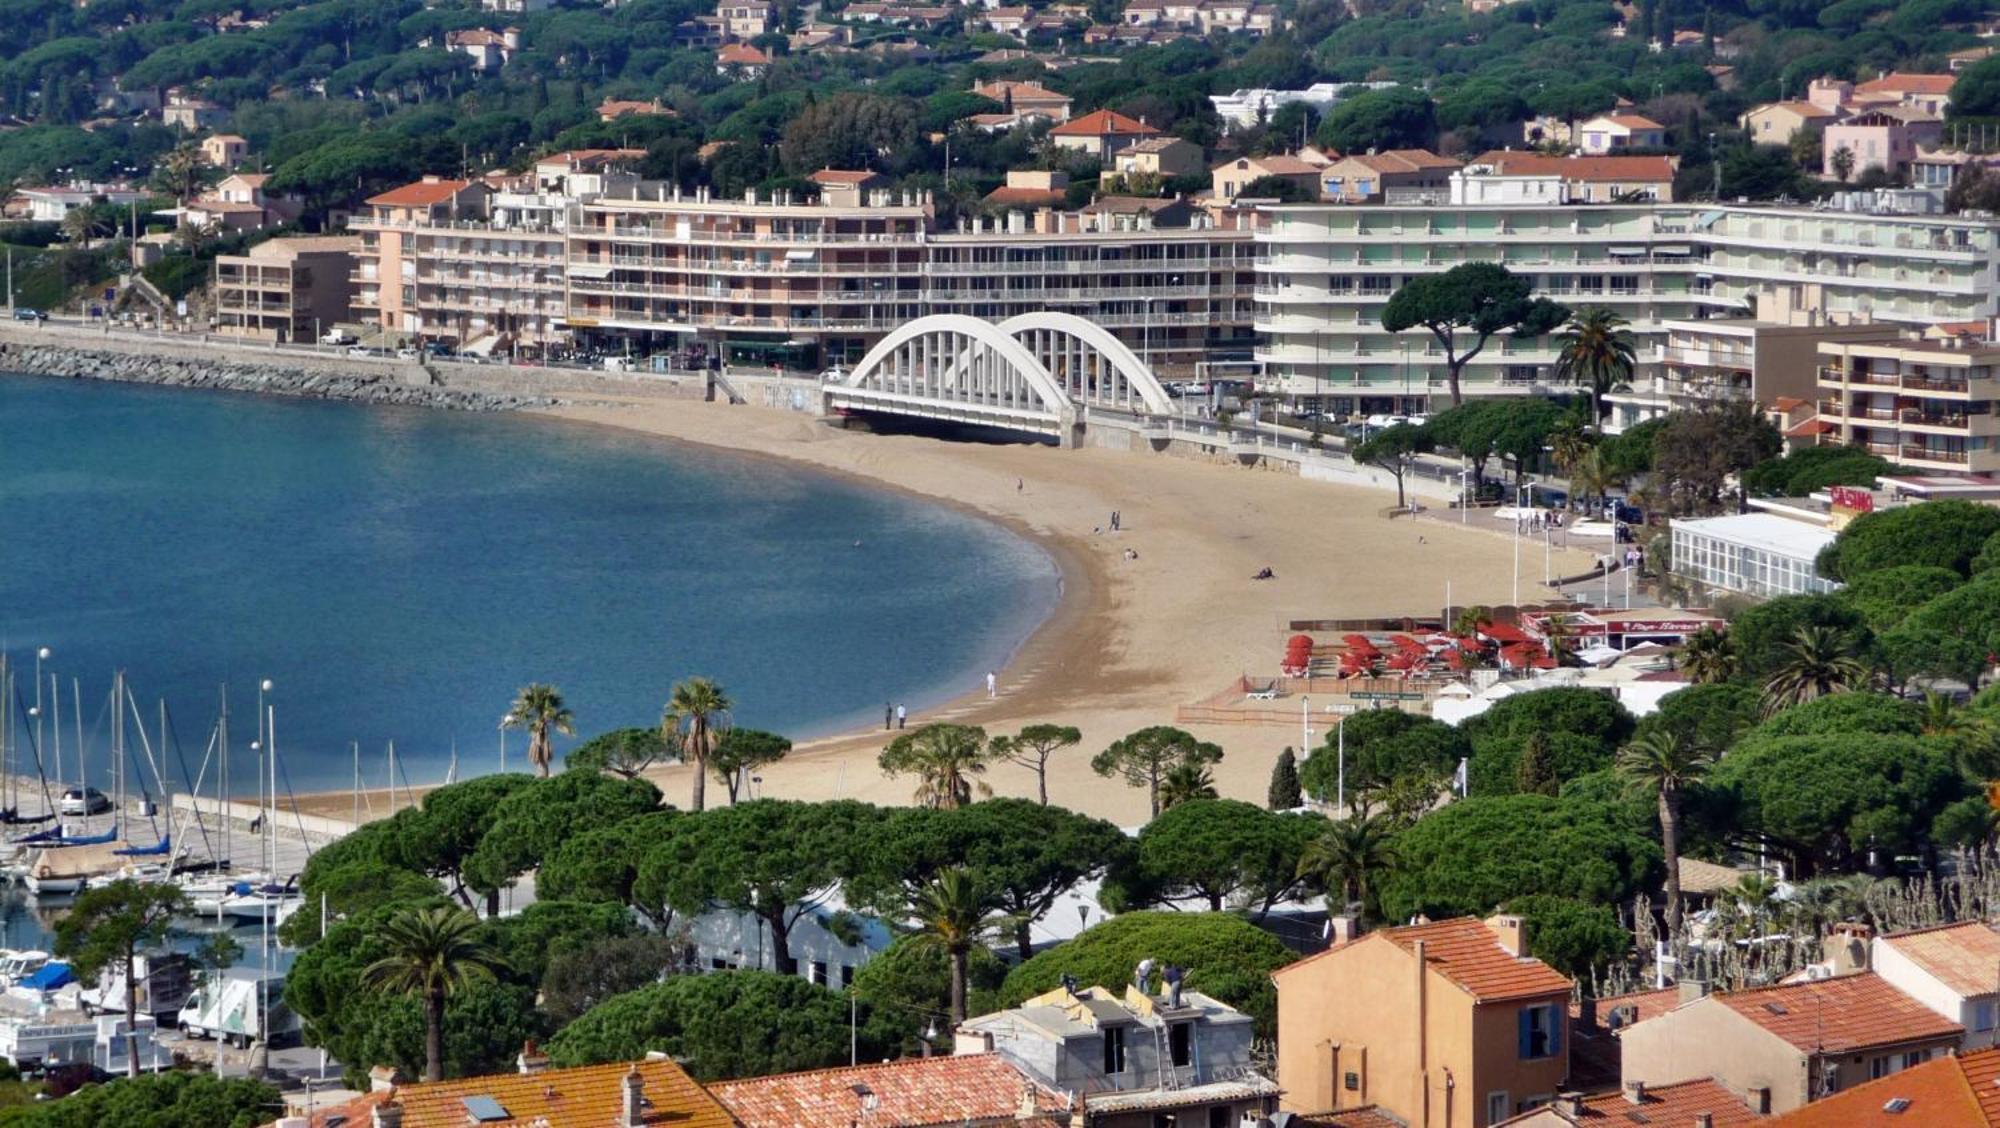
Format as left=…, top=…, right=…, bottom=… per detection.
left=295, top=395, right=1593, bottom=826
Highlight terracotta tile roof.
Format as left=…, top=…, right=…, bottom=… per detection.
left=983, top=186, right=1068, bottom=206
left=1880, top=921, right=2000, bottom=998
left=447, top=28, right=510, bottom=46
left=1857, top=72, right=1957, bottom=96
left=1338, top=148, right=1461, bottom=174
left=1122, top=136, right=1193, bottom=153
left=1598, top=114, right=1665, bottom=130
left=1770, top=1047, right=2000, bottom=1126
left=1787, top=419, right=1840, bottom=438
left=709, top=1053, right=1068, bottom=1127
left=366, top=178, right=476, bottom=206
left=1769, top=396, right=1807, bottom=411
left=1229, top=154, right=1320, bottom=175
left=1523, top=1078, right=1759, bottom=1125
left=279, top=1059, right=733, bottom=1128
left=1050, top=108, right=1159, bottom=137
left=535, top=148, right=645, bottom=170
left=1713, top=972, right=1964, bottom=1053
left=1287, top=1109, right=1407, bottom=1127
left=718, top=42, right=770, bottom=63
left=1678, top=856, right=1749, bottom=895
left=1383, top=917, right=1573, bottom=1002
left=1757, top=100, right=1841, bottom=119
left=1469, top=151, right=1678, bottom=182
left=810, top=168, right=886, bottom=186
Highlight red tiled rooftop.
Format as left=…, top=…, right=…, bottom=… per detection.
left=809, top=168, right=886, bottom=186
left=1287, top=1109, right=1407, bottom=1127
left=1879, top=921, right=2000, bottom=998
left=1469, top=151, right=1678, bottom=182
left=1535, top=1078, right=1758, bottom=1125
left=1714, top=972, right=1963, bottom=1053
left=1050, top=108, right=1159, bottom=137
left=718, top=42, right=771, bottom=63
left=280, top=1058, right=733, bottom=1128
left=1857, top=72, right=1957, bottom=95
left=365, top=178, right=476, bottom=206
left=1771, top=1046, right=2000, bottom=1126
left=1573, top=986, right=1680, bottom=1030
left=709, top=1053, right=1068, bottom=1127
left=1381, top=917, right=1572, bottom=1002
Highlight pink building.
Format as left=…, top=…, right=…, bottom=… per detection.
left=1822, top=107, right=1942, bottom=179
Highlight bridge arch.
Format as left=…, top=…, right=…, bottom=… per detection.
left=996, top=312, right=1176, bottom=416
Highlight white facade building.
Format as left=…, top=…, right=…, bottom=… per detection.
left=1208, top=82, right=1400, bottom=130
left=1669, top=512, right=1839, bottom=597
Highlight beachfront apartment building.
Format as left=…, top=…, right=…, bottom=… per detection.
left=352, top=183, right=569, bottom=355
left=1254, top=194, right=2000, bottom=415
left=1815, top=332, right=2000, bottom=473
left=1602, top=309, right=1899, bottom=433
left=351, top=175, right=1255, bottom=375
left=211, top=235, right=360, bottom=343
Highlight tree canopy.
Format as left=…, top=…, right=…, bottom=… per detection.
left=1000, top=911, right=1294, bottom=1038
left=1375, top=794, right=1661, bottom=923
left=1105, top=798, right=1319, bottom=916
left=546, top=971, right=881, bottom=1081
left=1820, top=500, right=2000, bottom=582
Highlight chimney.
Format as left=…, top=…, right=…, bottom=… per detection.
left=518, top=1038, right=551, bottom=1075
left=372, top=1096, right=404, bottom=1128
left=1828, top=922, right=1873, bottom=976
left=1749, top=1086, right=1772, bottom=1115
left=1623, top=1080, right=1646, bottom=1105
left=368, top=1066, right=402, bottom=1093
left=1328, top=915, right=1362, bottom=946
left=621, top=1064, right=645, bottom=1127
left=1485, top=914, right=1530, bottom=958
left=1553, top=1092, right=1585, bottom=1117
left=1017, top=1076, right=1041, bottom=1120
left=1677, top=977, right=1710, bottom=1006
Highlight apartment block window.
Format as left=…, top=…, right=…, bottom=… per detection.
left=810, top=961, right=828, bottom=986
left=1170, top=1022, right=1192, bottom=1067
left=1103, top=1025, right=1128, bottom=1075
left=1485, top=1091, right=1510, bottom=1125
left=1518, top=1003, right=1562, bottom=1060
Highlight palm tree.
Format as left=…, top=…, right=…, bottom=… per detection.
left=360, top=906, right=507, bottom=1082
left=1920, top=692, right=2000, bottom=780
left=665, top=677, right=732, bottom=811
left=1568, top=447, right=1619, bottom=512
left=1157, top=762, right=1218, bottom=810
left=878, top=723, right=993, bottom=809
left=908, top=867, right=1005, bottom=1026
left=1554, top=308, right=1637, bottom=432
left=501, top=683, right=574, bottom=779
left=1677, top=627, right=1738, bottom=685
left=1296, top=814, right=1396, bottom=921
left=1761, top=624, right=1869, bottom=717
left=1616, top=729, right=1716, bottom=941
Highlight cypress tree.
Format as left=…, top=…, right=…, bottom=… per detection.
left=1268, top=748, right=1302, bottom=810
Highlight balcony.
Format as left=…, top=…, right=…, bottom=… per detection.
left=1817, top=400, right=1847, bottom=418
left=1904, top=375, right=1970, bottom=395
left=1664, top=345, right=1755, bottom=369
left=1904, top=445, right=1971, bottom=464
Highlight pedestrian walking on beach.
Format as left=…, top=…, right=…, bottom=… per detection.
left=986, top=671, right=997, bottom=698
left=1017, top=478, right=1023, bottom=492
left=895, top=703, right=907, bottom=729
left=884, top=702, right=893, bottom=730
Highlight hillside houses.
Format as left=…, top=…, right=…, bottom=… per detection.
left=1737, top=72, right=1956, bottom=181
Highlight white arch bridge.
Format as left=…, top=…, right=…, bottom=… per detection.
left=824, top=313, right=1175, bottom=444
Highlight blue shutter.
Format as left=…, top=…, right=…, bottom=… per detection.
left=1517, top=1007, right=1533, bottom=1059
left=1549, top=1006, right=1563, bottom=1056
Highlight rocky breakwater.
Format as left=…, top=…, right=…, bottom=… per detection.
left=0, top=344, right=564, bottom=412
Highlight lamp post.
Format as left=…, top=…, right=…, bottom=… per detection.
left=1332, top=704, right=1358, bottom=814
left=1301, top=695, right=1311, bottom=754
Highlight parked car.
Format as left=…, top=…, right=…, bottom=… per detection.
left=319, top=329, right=356, bottom=345
left=345, top=344, right=376, bottom=358
left=13, top=307, right=45, bottom=321
left=395, top=347, right=421, bottom=361
left=58, top=787, right=111, bottom=816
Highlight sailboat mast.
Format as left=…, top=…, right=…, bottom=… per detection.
left=50, top=676, right=62, bottom=831
left=219, top=686, right=230, bottom=872
left=351, top=741, right=360, bottom=829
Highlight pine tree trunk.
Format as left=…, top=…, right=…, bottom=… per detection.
left=950, top=948, right=968, bottom=1026
left=124, top=949, right=141, bottom=1078
left=767, top=910, right=797, bottom=976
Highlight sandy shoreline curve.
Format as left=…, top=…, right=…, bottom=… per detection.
left=296, top=394, right=1595, bottom=826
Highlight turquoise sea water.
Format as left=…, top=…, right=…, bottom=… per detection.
left=0, top=375, right=1057, bottom=795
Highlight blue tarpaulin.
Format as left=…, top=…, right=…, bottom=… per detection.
left=23, top=962, right=73, bottom=990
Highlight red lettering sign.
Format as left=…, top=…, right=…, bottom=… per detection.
left=1830, top=486, right=1875, bottom=513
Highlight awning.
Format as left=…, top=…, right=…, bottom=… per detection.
left=1695, top=209, right=1726, bottom=230
left=461, top=333, right=503, bottom=357
left=1655, top=244, right=1693, bottom=255
left=784, top=249, right=816, bottom=261
left=1608, top=245, right=1646, bottom=256
left=567, top=264, right=614, bottom=279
